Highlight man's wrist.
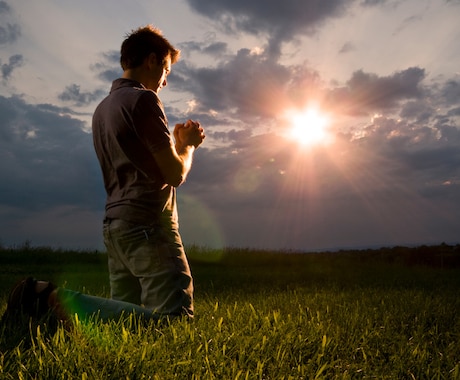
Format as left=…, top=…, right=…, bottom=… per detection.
left=176, top=142, right=196, bottom=155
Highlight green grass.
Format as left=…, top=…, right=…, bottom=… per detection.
left=0, top=245, right=459, bottom=379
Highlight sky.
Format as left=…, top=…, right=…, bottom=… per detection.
left=1, top=0, right=459, bottom=252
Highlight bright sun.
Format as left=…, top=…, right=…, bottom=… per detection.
left=286, top=107, right=331, bottom=146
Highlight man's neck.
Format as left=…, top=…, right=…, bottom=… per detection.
left=122, top=68, right=144, bottom=83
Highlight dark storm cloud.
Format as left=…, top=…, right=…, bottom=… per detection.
left=196, top=115, right=459, bottom=199
left=1, top=0, right=459, bottom=250
left=0, top=0, right=10, bottom=12
left=173, top=50, right=426, bottom=122
left=178, top=40, right=228, bottom=57
left=203, top=42, right=228, bottom=56
left=361, top=0, right=402, bottom=8
left=1, top=62, right=459, bottom=249
left=326, top=67, right=426, bottom=114
left=399, top=100, right=433, bottom=122
left=447, top=107, right=460, bottom=117
left=178, top=41, right=202, bottom=53
left=58, top=84, right=106, bottom=107
left=0, top=95, right=104, bottom=212
left=90, top=50, right=122, bottom=83
left=440, top=79, right=460, bottom=106
left=211, top=128, right=252, bottom=144
left=179, top=104, right=460, bottom=249
left=0, top=1, right=20, bottom=45
left=168, top=45, right=460, bottom=249
left=173, top=48, right=321, bottom=118
left=0, top=23, right=20, bottom=44
left=1, top=53, right=23, bottom=80
left=338, top=42, right=355, bottom=54
left=185, top=0, right=351, bottom=58
left=0, top=93, right=105, bottom=248
left=97, top=68, right=121, bottom=83
left=361, top=0, right=388, bottom=5
left=355, top=115, right=460, bottom=168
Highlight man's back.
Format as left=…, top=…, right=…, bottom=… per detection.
left=92, top=78, right=174, bottom=225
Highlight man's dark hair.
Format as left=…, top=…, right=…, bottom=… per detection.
left=120, top=25, right=180, bottom=70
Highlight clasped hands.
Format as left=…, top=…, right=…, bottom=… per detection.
left=174, top=120, right=205, bottom=149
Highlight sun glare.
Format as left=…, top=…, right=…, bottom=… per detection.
left=286, top=107, right=331, bottom=146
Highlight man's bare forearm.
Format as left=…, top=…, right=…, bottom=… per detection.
left=174, top=143, right=196, bottom=184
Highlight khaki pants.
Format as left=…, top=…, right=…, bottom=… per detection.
left=102, top=219, right=193, bottom=318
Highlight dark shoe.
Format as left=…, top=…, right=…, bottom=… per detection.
left=3, top=277, right=57, bottom=320
left=0, top=277, right=59, bottom=350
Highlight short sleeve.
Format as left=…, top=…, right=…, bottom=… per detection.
left=132, top=90, right=172, bottom=154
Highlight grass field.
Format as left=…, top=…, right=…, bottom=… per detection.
left=0, top=244, right=459, bottom=379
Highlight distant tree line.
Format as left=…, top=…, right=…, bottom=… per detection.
left=1, top=241, right=459, bottom=268
left=335, top=243, right=460, bottom=268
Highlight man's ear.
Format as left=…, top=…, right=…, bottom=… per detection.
left=146, top=52, right=158, bottom=67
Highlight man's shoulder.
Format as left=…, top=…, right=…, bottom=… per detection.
left=111, top=78, right=143, bottom=93
left=111, top=79, right=160, bottom=102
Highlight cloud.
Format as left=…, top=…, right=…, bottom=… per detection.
left=185, top=0, right=351, bottom=58
left=0, top=23, right=20, bottom=44
left=0, top=95, right=104, bottom=212
left=1, top=0, right=459, bottom=250
left=338, top=42, right=355, bottom=54
left=0, top=205, right=103, bottom=250
left=0, top=1, right=20, bottom=45
left=360, top=0, right=396, bottom=6
left=203, top=42, right=228, bottom=56
left=1, top=62, right=459, bottom=250
left=178, top=107, right=460, bottom=249
left=211, top=128, right=253, bottom=144
left=0, top=94, right=105, bottom=249
left=58, top=84, right=106, bottom=107
left=399, top=100, right=433, bottom=122
left=90, top=50, right=122, bottom=83
left=178, top=40, right=228, bottom=58
left=440, top=80, right=460, bottom=106
left=167, top=53, right=460, bottom=249
left=172, top=49, right=427, bottom=123
left=173, top=48, right=321, bottom=118
left=1, top=53, right=23, bottom=80
left=326, top=67, right=426, bottom=115
left=15, top=28, right=452, bottom=249
left=0, top=0, right=10, bottom=13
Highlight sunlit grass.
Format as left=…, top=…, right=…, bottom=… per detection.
left=1, top=245, right=459, bottom=379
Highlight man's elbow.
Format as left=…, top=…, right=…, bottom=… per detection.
left=157, top=154, right=190, bottom=187
left=163, top=172, right=186, bottom=187
left=170, top=176, right=185, bottom=188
